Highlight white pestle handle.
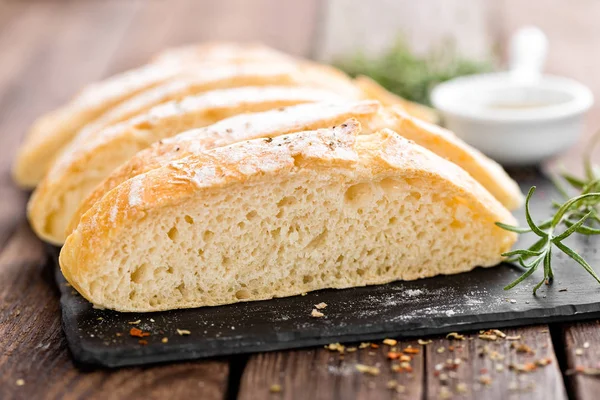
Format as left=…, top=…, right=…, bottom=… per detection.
left=509, top=26, right=548, bottom=84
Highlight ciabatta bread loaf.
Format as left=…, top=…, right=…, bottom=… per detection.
left=68, top=102, right=522, bottom=239
left=60, top=119, right=517, bottom=312
left=29, top=87, right=348, bottom=245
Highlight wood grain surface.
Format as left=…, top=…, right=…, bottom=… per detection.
left=0, top=1, right=598, bottom=399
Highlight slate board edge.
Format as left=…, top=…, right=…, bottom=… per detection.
left=62, top=293, right=600, bottom=369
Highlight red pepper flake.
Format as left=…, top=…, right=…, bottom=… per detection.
left=403, top=347, right=420, bottom=354
left=370, top=343, right=380, bottom=349
left=129, top=327, right=150, bottom=338
left=387, top=352, right=400, bottom=360
left=138, top=339, right=148, bottom=345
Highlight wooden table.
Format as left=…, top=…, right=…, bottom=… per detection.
left=1, top=1, right=599, bottom=399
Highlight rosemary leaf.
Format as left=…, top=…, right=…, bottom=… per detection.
left=504, top=258, right=540, bottom=290
left=524, top=187, right=548, bottom=237
left=554, top=241, right=600, bottom=284
left=495, top=222, right=531, bottom=234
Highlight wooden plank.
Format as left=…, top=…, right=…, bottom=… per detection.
left=561, top=322, right=600, bottom=400
left=239, top=339, right=424, bottom=399
left=0, top=223, right=229, bottom=400
left=0, top=1, right=231, bottom=399
left=424, top=325, right=567, bottom=400
left=0, top=0, right=141, bottom=249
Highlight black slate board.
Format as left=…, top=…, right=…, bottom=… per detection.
left=55, top=169, right=600, bottom=368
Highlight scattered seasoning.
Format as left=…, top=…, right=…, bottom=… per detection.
left=161, top=337, right=168, bottom=344
left=446, top=332, right=465, bottom=340
left=506, top=335, right=522, bottom=341
left=128, top=320, right=141, bottom=325
left=301, top=293, right=307, bottom=296
left=138, top=339, right=148, bottom=346
left=536, top=358, right=552, bottom=366
left=439, top=386, right=452, bottom=399
left=492, top=329, right=507, bottom=338
left=129, top=327, right=150, bottom=338
left=512, top=343, right=535, bottom=354
left=359, top=342, right=371, bottom=349
left=567, top=366, right=600, bottom=376
left=326, top=343, right=345, bottom=353
left=346, top=347, right=357, bottom=353
left=269, top=384, right=282, bottom=393
left=403, top=347, right=419, bottom=354
left=387, top=352, right=400, bottom=360
left=479, top=374, right=493, bottom=385
left=510, top=299, right=517, bottom=304
left=575, top=348, right=584, bottom=356
left=584, top=342, right=591, bottom=349
left=150, top=318, right=155, bottom=323
left=96, top=317, right=103, bottom=321
left=479, top=334, right=498, bottom=341
left=176, top=329, right=191, bottom=336
left=418, top=339, right=432, bottom=345
left=437, top=347, right=446, bottom=354
left=370, top=343, right=380, bottom=349
left=15, top=379, right=24, bottom=386
left=311, top=309, right=324, bottom=318
left=496, top=364, right=505, bottom=372
left=314, top=302, right=327, bottom=310
left=509, top=362, right=538, bottom=373
left=539, top=329, right=549, bottom=333
left=456, top=382, right=468, bottom=393
left=386, top=380, right=398, bottom=390
left=355, top=364, right=380, bottom=376
left=115, top=333, right=122, bottom=337
left=383, top=338, right=397, bottom=346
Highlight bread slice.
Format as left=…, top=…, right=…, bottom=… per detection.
left=369, top=107, right=524, bottom=210
left=68, top=101, right=382, bottom=237
left=355, top=75, right=438, bottom=123
left=60, top=119, right=517, bottom=312
left=69, top=102, right=522, bottom=238
left=12, top=43, right=294, bottom=188
left=28, top=87, right=348, bottom=245
left=73, top=62, right=361, bottom=145
left=12, top=62, right=188, bottom=188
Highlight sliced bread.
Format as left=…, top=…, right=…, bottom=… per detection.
left=28, top=87, right=349, bottom=245
left=69, top=102, right=522, bottom=240
left=12, top=42, right=294, bottom=188
left=60, top=119, right=517, bottom=312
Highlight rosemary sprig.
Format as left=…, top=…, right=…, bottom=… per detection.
left=496, top=132, right=600, bottom=294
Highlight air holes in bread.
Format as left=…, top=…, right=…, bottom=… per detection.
left=344, top=182, right=374, bottom=207
left=167, top=226, right=179, bottom=241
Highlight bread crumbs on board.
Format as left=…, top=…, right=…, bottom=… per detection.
left=311, top=309, right=324, bottom=318
left=314, top=302, right=327, bottom=310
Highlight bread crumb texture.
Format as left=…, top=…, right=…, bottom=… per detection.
left=60, top=121, right=516, bottom=312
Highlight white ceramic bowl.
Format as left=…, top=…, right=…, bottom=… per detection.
left=430, top=72, right=594, bottom=165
